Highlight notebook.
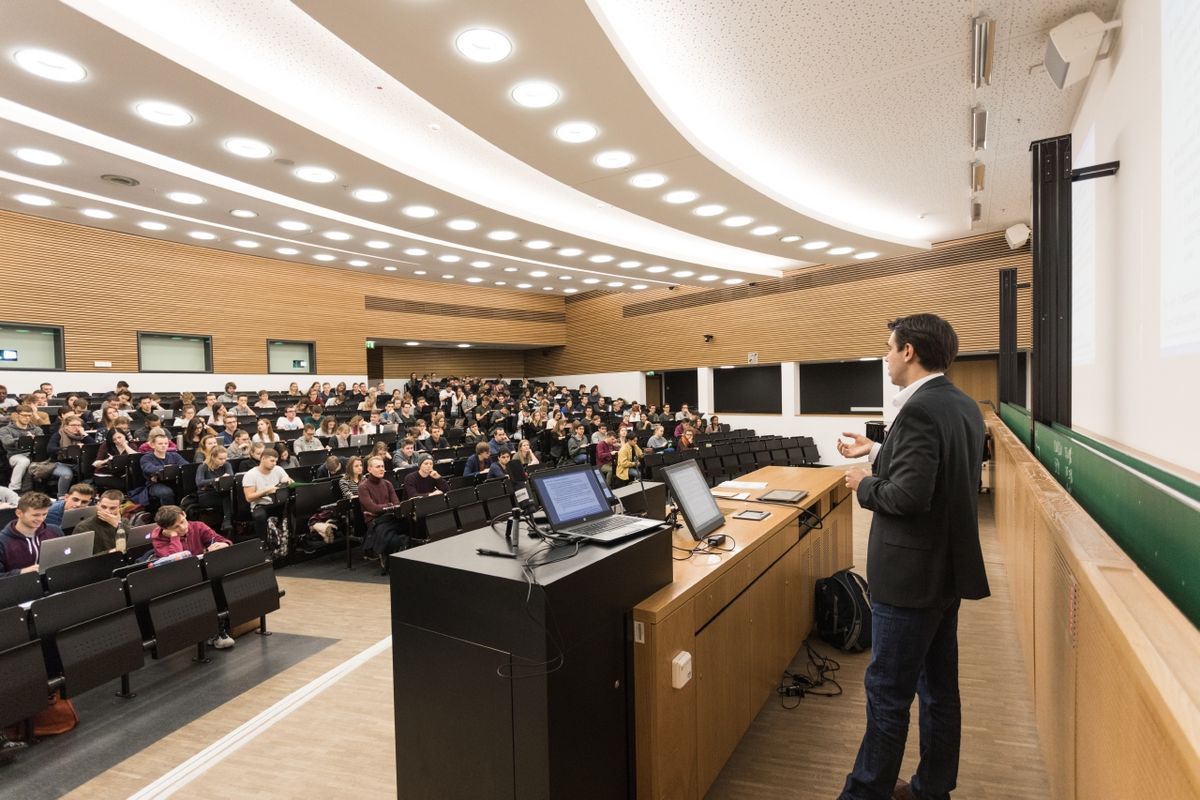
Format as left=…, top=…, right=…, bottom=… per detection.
left=527, top=464, right=661, bottom=544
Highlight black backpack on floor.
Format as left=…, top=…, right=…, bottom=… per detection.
left=814, top=569, right=872, bottom=652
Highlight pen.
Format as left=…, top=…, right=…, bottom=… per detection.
left=476, top=548, right=517, bottom=559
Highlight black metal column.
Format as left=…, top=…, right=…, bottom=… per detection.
left=1029, top=134, right=1072, bottom=428
left=999, top=268, right=1020, bottom=405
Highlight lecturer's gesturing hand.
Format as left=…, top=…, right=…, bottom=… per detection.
left=837, top=432, right=874, bottom=459
left=844, top=466, right=871, bottom=491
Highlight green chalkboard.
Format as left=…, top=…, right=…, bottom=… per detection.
left=1000, top=402, right=1032, bottom=448
left=1052, top=423, right=1200, bottom=505
left=1033, top=422, right=1200, bottom=629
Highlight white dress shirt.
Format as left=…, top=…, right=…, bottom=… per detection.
left=869, top=372, right=944, bottom=464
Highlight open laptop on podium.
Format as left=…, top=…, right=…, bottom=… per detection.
left=528, top=464, right=662, bottom=544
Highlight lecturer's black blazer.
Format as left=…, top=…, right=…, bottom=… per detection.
left=857, top=376, right=989, bottom=608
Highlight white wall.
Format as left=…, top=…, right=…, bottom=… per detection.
left=0, top=371, right=365, bottom=396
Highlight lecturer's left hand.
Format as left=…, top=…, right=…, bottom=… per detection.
left=844, top=466, right=871, bottom=491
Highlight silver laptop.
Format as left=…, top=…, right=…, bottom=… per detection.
left=528, top=464, right=662, bottom=544
left=38, top=531, right=96, bottom=572
left=349, top=434, right=369, bottom=447
left=60, top=505, right=98, bottom=532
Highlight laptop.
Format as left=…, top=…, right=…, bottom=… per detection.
left=349, top=434, right=369, bottom=447
left=38, top=531, right=96, bottom=572
left=527, top=464, right=662, bottom=544
left=60, top=505, right=98, bottom=532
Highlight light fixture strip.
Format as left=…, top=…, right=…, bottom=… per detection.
left=972, top=17, right=995, bottom=88
left=971, top=106, right=988, bottom=151
left=970, top=160, right=985, bottom=193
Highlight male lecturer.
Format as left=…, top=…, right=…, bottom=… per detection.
left=837, top=314, right=988, bottom=800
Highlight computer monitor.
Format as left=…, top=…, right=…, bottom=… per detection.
left=659, top=459, right=725, bottom=541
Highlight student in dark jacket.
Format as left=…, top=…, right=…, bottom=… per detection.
left=488, top=448, right=513, bottom=479
left=463, top=442, right=492, bottom=477
left=0, top=492, right=63, bottom=576
left=402, top=458, right=450, bottom=498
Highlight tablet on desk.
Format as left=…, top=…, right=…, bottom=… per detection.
left=733, top=509, right=771, bottom=521
left=758, top=489, right=809, bottom=503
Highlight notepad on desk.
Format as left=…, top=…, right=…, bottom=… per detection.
left=718, top=480, right=769, bottom=489
left=711, top=490, right=751, bottom=500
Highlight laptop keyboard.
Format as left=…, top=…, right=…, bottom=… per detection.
left=570, top=517, right=636, bottom=536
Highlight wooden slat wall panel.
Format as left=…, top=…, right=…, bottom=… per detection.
left=0, top=210, right=565, bottom=375
left=945, top=357, right=1000, bottom=407
left=527, top=233, right=1032, bottom=376
left=378, top=346, right=526, bottom=379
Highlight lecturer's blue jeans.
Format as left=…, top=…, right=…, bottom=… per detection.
left=840, top=597, right=962, bottom=800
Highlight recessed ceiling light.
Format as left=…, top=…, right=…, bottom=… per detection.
left=516, top=283, right=533, bottom=289
left=588, top=254, right=614, bottom=263
left=348, top=259, right=370, bottom=267
left=503, top=267, right=519, bottom=273
left=457, top=343, right=472, bottom=348
left=558, top=247, right=583, bottom=257
left=233, top=239, right=259, bottom=248
left=13, top=148, right=63, bottom=166
left=606, top=281, right=625, bottom=288
left=293, top=165, right=337, bottom=183
left=672, top=270, right=694, bottom=278
left=511, top=80, right=561, bottom=108
left=630, top=284, right=648, bottom=290
left=494, top=281, right=507, bottom=286
left=167, top=191, right=205, bottom=205
left=488, top=230, right=518, bottom=241
left=134, top=100, right=194, bottom=127
left=441, top=273, right=456, bottom=279
left=402, top=205, right=438, bottom=218
left=529, top=270, right=548, bottom=277
left=188, top=231, right=216, bottom=240
left=384, top=266, right=398, bottom=271
left=693, top=204, right=726, bottom=217
left=275, top=247, right=299, bottom=255
left=313, top=253, right=336, bottom=261
left=81, top=208, right=114, bottom=219
left=14, top=49, right=87, bottom=82
left=559, top=275, right=572, bottom=280
left=401, top=247, right=427, bottom=257
left=750, top=225, right=781, bottom=236
left=594, top=150, right=634, bottom=169
left=14, top=193, right=53, bottom=206
left=663, top=190, right=699, bottom=204
left=525, top=240, right=552, bottom=250
left=780, top=235, right=802, bottom=243
left=138, top=221, right=168, bottom=231
left=438, top=254, right=462, bottom=263
left=230, top=209, right=257, bottom=218
left=563, top=287, right=578, bottom=294
left=278, top=220, right=309, bottom=231
left=222, top=137, right=272, bottom=158
left=828, top=246, right=855, bottom=255
left=366, top=240, right=391, bottom=249
left=466, top=276, right=484, bottom=283
left=722, top=215, right=753, bottom=227
left=581, top=278, right=601, bottom=284
left=322, top=231, right=352, bottom=241
left=447, top=218, right=478, bottom=231
left=802, top=240, right=830, bottom=250
left=454, top=28, right=512, bottom=63
left=629, top=172, right=667, bottom=188
left=542, top=286, right=556, bottom=291
left=645, top=265, right=670, bottom=273
left=470, top=260, right=491, bottom=268
left=352, top=188, right=390, bottom=203
left=554, top=121, right=598, bottom=143
left=414, top=270, right=427, bottom=275
left=618, top=260, right=642, bottom=269
left=854, top=251, right=880, bottom=260
left=723, top=278, right=744, bottom=285
left=405, top=341, right=420, bottom=346
left=719, top=365, right=736, bottom=369
left=699, top=275, right=719, bottom=281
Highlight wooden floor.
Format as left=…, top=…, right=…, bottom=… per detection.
left=57, top=494, right=1049, bottom=799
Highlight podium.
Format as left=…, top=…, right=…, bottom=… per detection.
left=389, top=525, right=672, bottom=799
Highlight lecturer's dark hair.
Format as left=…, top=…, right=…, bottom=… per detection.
left=887, top=314, right=959, bottom=372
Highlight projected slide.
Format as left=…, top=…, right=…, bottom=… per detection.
left=1073, top=126, right=1097, bottom=365
left=1161, top=0, right=1200, bottom=355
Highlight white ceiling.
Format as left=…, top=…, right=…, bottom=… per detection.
left=0, top=0, right=1116, bottom=295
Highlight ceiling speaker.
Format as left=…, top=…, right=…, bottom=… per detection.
left=1044, top=12, right=1122, bottom=89
left=1006, top=223, right=1031, bottom=250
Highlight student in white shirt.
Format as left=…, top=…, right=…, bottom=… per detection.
left=275, top=406, right=304, bottom=431
left=242, top=449, right=292, bottom=542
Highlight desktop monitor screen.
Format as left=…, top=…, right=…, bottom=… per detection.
left=660, top=459, right=725, bottom=541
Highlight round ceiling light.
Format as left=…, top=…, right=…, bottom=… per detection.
left=510, top=80, right=560, bottom=108
left=134, top=100, right=194, bottom=127
left=780, top=234, right=802, bottom=243
left=14, top=193, right=52, bottom=206
left=233, top=240, right=260, bottom=248
left=525, top=240, right=552, bottom=250
left=494, top=281, right=507, bottom=286
left=438, top=254, right=462, bottom=263
left=554, top=121, right=598, bottom=143
left=588, top=254, right=614, bottom=263
left=222, top=137, right=272, bottom=158
left=487, top=230, right=518, bottom=241
left=402, top=205, right=438, bottom=218
left=441, top=274, right=456, bottom=280
left=166, top=191, right=205, bottom=205
left=581, top=278, right=601, bottom=285
left=503, top=267, right=519, bottom=273
left=366, top=240, right=391, bottom=249
left=802, top=240, right=830, bottom=250
left=384, top=266, right=398, bottom=271
left=693, top=204, right=726, bottom=217
left=447, top=218, right=478, bottom=231
left=828, top=246, right=855, bottom=255
left=230, top=209, right=257, bottom=218
left=516, top=283, right=533, bottom=289
left=594, top=150, right=634, bottom=169
left=723, top=278, right=744, bottom=285
left=278, top=220, right=309, bottom=231
left=322, top=231, right=352, bottom=241
left=629, top=172, right=667, bottom=189
left=529, top=270, right=548, bottom=277
left=750, top=225, right=781, bottom=236
left=630, top=284, right=648, bottom=290
left=405, top=341, right=420, bottom=346
left=414, top=270, right=427, bottom=275
left=313, top=253, right=336, bottom=261
left=671, top=270, right=694, bottom=278
left=138, top=221, right=168, bottom=231
left=348, top=259, right=369, bottom=267
left=404, top=248, right=428, bottom=256
left=293, top=165, right=337, bottom=183
left=618, top=260, right=642, bottom=269
left=563, top=287, right=578, bottom=294
left=13, top=49, right=87, bottom=82
left=352, top=188, right=390, bottom=203
left=606, top=281, right=625, bottom=288
left=275, top=247, right=300, bottom=255
left=457, top=344, right=472, bottom=348
left=663, top=190, right=699, bottom=204
left=722, top=215, right=754, bottom=227
left=645, top=265, right=670, bottom=273
left=471, top=261, right=491, bottom=268
left=454, top=28, right=513, bottom=63
left=854, top=251, right=880, bottom=260
left=81, top=208, right=114, bottom=219
left=14, top=147, right=64, bottom=166
left=466, top=276, right=484, bottom=283
left=699, top=275, right=720, bottom=281
left=188, top=231, right=216, bottom=240
left=558, top=247, right=583, bottom=257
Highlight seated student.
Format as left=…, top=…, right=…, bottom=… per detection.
left=675, top=422, right=696, bottom=451
left=567, top=424, right=589, bottom=464
left=217, top=382, right=239, bottom=406
left=338, top=456, right=365, bottom=501
left=487, top=427, right=511, bottom=456
left=706, top=413, right=722, bottom=433
left=488, top=447, right=513, bottom=479
left=403, top=457, right=450, bottom=498
left=596, top=430, right=618, bottom=485
left=134, top=433, right=189, bottom=511
left=647, top=424, right=670, bottom=452
left=196, top=392, right=220, bottom=420
left=316, top=454, right=344, bottom=480
left=463, top=442, right=492, bottom=477
left=218, top=414, right=241, bottom=446
left=378, top=402, right=401, bottom=427
left=137, top=425, right=179, bottom=453
left=463, top=421, right=485, bottom=446
left=393, top=438, right=420, bottom=470
left=197, top=446, right=235, bottom=533
left=253, top=390, right=277, bottom=410
left=46, top=483, right=94, bottom=529
left=173, top=404, right=198, bottom=429
left=2, top=404, right=42, bottom=492
left=590, top=422, right=609, bottom=445
left=150, top=505, right=234, bottom=649
left=94, top=428, right=138, bottom=484
left=424, top=424, right=448, bottom=452
left=331, top=423, right=353, bottom=449
left=252, top=418, right=280, bottom=444
left=358, top=456, right=403, bottom=564
left=52, top=413, right=88, bottom=496
left=0, top=492, right=63, bottom=575
left=225, top=429, right=252, bottom=461
left=275, top=406, right=304, bottom=432
left=242, top=448, right=293, bottom=542
left=73, top=489, right=130, bottom=553
left=231, top=395, right=256, bottom=417
left=615, top=430, right=644, bottom=487
left=292, top=424, right=326, bottom=454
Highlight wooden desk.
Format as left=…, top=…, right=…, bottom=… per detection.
left=633, top=466, right=853, bottom=799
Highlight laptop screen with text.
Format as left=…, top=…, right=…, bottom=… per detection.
left=530, top=465, right=611, bottom=529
